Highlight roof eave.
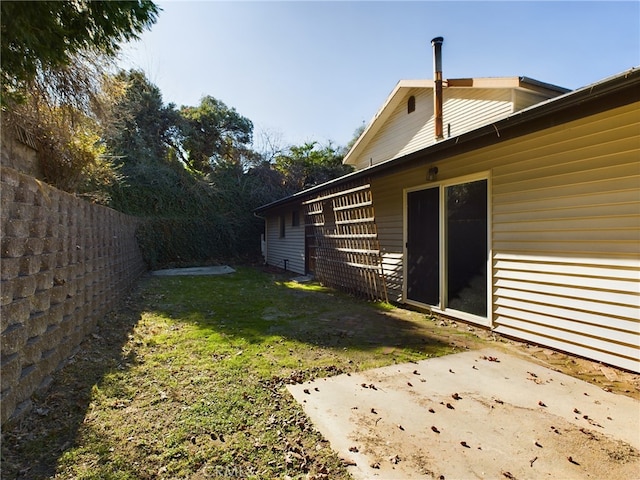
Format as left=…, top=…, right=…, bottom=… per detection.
left=255, top=67, right=639, bottom=215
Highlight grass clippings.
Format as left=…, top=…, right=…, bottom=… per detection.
left=2, top=267, right=464, bottom=480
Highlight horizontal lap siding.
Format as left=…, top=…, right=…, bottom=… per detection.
left=370, top=101, right=639, bottom=371
left=356, top=89, right=434, bottom=170
left=372, top=176, right=407, bottom=302
left=443, top=88, right=512, bottom=139
left=356, top=88, right=517, bottom=171
left=491, top=102, right=640, bottom=372
left=265, top=211, right=305, bottom=274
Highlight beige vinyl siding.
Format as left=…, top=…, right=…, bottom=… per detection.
left=370, top=101, right=639, bottom=371
left=356, top=89, right=434, bottom=170
left=442, top=88, right=512, bottom=139
left=491, top=102, right=640, bottom=372
left=371, top=176, right=406, bottom=301
left=513, top=89, right=555, bottom=112
left=265, top=209, right=306, bottom=274
left=354, top=88, right=518, bottom=170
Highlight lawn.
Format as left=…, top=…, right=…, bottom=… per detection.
left=3, top=266, right=477, bottom=479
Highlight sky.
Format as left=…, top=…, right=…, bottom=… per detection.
left=118, top=1, right=640, bottom=150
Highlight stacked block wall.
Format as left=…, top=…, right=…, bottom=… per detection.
left=1, top=166, right=146, bottom=425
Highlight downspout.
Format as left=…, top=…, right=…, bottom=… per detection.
left=432, top=36, right=444, bottom=140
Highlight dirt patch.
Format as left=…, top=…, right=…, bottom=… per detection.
left=388, top=308, right=640, bottom=401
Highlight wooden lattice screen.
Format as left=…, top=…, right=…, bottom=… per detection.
left=303, top=180, right=388, bottom=301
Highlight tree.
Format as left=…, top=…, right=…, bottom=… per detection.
left=274, top=142, right=353, bottom=192
left=1, top=0, right=159, bottom=102
left=179, top=96, right=253, bottom=174
left=344, top=123, right=366, bottom=153
left=104, top=69, right=180, bottom=167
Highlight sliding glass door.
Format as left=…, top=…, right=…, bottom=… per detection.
left=405, top=177, right=488, bottom=320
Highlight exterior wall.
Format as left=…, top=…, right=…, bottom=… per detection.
left=302, top=180, right=386, bottom=300
left=352, top=88, right=522, bottom=170
left=513, top=89, right=555, bottom=112
left=356, top=89, right=434, bottom=170
left=490, top=102, right=639, bottom=372
left=263, top=207, right=305, bottom=274
left=370, top=101, right=640, bottom=372
left=1, top=167, right=146, bottom=424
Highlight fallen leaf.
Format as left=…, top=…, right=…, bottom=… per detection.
left=483, top=356, right=500, bottom=362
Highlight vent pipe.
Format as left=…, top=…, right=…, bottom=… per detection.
left=431, top=36, right=444, bottom=140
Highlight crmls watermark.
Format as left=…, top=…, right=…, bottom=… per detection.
left=207, top=464, right=257, bottom=478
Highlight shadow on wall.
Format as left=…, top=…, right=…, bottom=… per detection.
left=1, top=166, right=146, bottom=425
left=1, top=279, right=149, bottom=479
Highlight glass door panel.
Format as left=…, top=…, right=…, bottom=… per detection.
left=406, top=187, right=440, bottom=306
left=445, top=180, right=488, bottom=317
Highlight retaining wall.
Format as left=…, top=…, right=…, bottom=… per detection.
left=1, top=166, right=146, bottom=425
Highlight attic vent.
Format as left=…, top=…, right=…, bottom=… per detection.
left=407, top=95, right=416, bottom=114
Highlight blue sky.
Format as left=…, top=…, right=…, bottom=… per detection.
left=119, top=1, right=640, bottom=149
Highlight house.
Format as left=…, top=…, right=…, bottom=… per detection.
left=255, top=39, right=640, bottom=372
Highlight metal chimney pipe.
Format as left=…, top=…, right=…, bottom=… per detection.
left=432, top=36, right=444, bottom=140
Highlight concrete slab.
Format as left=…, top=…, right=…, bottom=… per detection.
left=288, top=348, right=640, bottom=479
left=151, top=265, right=235, bottom=276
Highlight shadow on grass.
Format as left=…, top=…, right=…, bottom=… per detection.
left=0, top=267, right=453, bottom=479
left=1, top=284, right=148, bottom=480
left=143, top=266, right=454, bottom=358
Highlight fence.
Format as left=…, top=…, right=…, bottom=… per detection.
left=1, top=166, right=146, bottom=425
